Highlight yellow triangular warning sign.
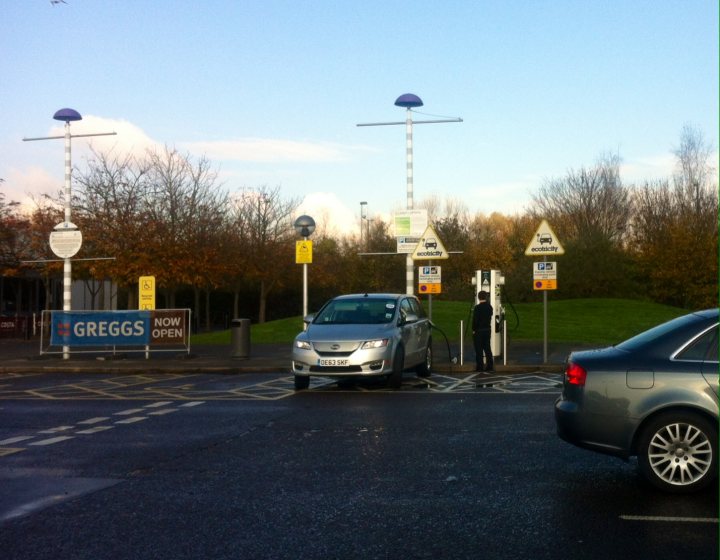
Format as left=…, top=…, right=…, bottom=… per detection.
left=525, top=220, right=565, bottom=256
left=412, top=225, right=449, bottom=260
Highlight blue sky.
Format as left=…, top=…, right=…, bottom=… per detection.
left=2, top=1, right=717, bottom=235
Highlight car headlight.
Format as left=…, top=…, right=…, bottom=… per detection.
left=295, top=340, right=312, bottom=350
left=361, top=339, right=389, bottom=350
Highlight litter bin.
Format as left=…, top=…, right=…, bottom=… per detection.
left=230, top=318, right=251, bottom=358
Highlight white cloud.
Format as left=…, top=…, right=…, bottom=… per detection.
left=48, top=115, right=160, bottom=160
left=469, top=180, right=535, bottom=216
left=296, top=192, right=359, bottom=237
left=620, top=153, right=676, bottom=184
left=3, top=116, right=161, bottom=211
left=2, top=166, right=60, bottom=210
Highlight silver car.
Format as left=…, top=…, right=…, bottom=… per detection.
left=291, top=293, right=432, bottom=390
left=555, top=308, right=719, bottom=493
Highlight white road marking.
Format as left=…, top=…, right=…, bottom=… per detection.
left=114, top=417, right=147, bottom=425
left=148, top=409, right=177, bottom=416
left=620, top=515, right=719, bottom=524
left=37, top=426, right=74, bottom=434
left=75, top=426, right=114, bottom=435
left=0, top=400, right=201, bottom=459
left=0, top=436, right=36, bottom=445
left=77, top=417, right=110, bottom=425
left=29, top=436, right=75, bottom=446
left=114, top=408, right=145, bottom=416
left=144, top=401, right=173, bottom=408
left=0, top=448, right=24, bottom=457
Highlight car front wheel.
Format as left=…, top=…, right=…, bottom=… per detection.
left=637, top=412, right=717, bottom=493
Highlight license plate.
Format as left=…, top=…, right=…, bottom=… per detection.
left=318, top=358, right=349, bottom=367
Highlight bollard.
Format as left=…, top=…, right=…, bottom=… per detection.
left=230, top=318, right=251, bottom=359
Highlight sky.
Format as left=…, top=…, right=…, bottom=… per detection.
left=2, top=1, right=718, bottom=237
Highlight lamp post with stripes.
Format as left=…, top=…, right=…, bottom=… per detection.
left=358, top=94, right=461, bottom=295
left=24, top=108, right=116, bottom=359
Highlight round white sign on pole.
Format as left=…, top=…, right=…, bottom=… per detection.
left=49, top=228, right=82, bottom=259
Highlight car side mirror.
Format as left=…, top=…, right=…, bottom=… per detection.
left=400, top=312, right=418, bottom=325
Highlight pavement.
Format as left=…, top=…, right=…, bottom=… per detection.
left=0, top=337, right=590, bottom=375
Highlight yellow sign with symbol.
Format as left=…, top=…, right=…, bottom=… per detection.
left=533, top=261, right=557, bottom=291
left=419, top=283, right=442, bottom=294
left=533, top=279, right=557, bottom=290
left=139, top=276, right=156, bottom=310
left=296, top=240, right=313, bottom=264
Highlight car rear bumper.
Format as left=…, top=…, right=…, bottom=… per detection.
left=554, top=398, right=630, bottom=460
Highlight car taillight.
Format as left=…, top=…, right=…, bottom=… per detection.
left=565, top=362, right=587, bottom=386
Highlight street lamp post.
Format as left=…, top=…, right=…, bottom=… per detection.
left=358, top=94, right=462, bottom=295
left=24, top=108, right=116, bottom=359
left=360, top=201, right=367, bottom=248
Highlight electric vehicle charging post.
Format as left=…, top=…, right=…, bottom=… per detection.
left=471, top=270, right=506, bottom=365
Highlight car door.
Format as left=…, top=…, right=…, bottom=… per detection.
left=409, top=296, right=430, bottom=352
left=398, top=297, right=420, bottom=364
left=400, top=297, right=430, bottom=365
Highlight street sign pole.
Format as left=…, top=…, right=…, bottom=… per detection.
left=527, top=223, right=564, bottom=365
left=544, top=289, right=548, bottom=364
left=293, top=216, right=316, bottom=323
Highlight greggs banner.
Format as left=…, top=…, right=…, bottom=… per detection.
left=50, top=310, right=187, bottom=347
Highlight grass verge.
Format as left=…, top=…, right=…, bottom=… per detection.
left=192, top=298, right=690, bottom=347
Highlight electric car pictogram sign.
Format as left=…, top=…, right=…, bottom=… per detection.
left=412, top=225, right=449, bottom=260
left=525, top=220, right=565, bottom=256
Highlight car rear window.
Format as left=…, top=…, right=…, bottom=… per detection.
left=675, top=325, right=719, bottom=362
left=615, top=314, right=699, bottom=352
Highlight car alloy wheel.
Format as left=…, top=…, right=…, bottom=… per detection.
left=638, top=412, right=717, bottom=493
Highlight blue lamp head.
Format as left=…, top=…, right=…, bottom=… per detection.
left=394, top=94, right=423, bottom=108
left=53, top=108, right=82, bottom=122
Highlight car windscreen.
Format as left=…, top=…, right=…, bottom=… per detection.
left=313, top=298, right=397, bottom=324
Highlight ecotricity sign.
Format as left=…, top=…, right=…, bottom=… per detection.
left=50, top=310, right=188, bottom=347
left=524, top=220, right=565, bottom=256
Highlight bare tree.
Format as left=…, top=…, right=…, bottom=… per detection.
left=73, top=146, right=151, bottom=308
left=75, top=145, right=228, bottom=321
left=228, top=185, right=300, bottom=323
left=529, top=153, right=636, bottom=298
left=672, top=124, right=717, bottom=224
left=631, top=126, right=718, bottom=308
left=531, top=152, right=631, bottom=243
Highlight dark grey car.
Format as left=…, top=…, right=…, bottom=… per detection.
left=291, top=293, right=432, bottom=390
left=555, top=308, right=719, bottom=493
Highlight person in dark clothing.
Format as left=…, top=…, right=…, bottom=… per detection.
left=472, top=290, right=494, bottom=372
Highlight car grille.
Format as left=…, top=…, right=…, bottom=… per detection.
left=309, top=365, right=363, bottom=373
left=315, top=351, right=353, bottom=357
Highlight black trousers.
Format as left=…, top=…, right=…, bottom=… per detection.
left=473, top=329, right=494, bottom=370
